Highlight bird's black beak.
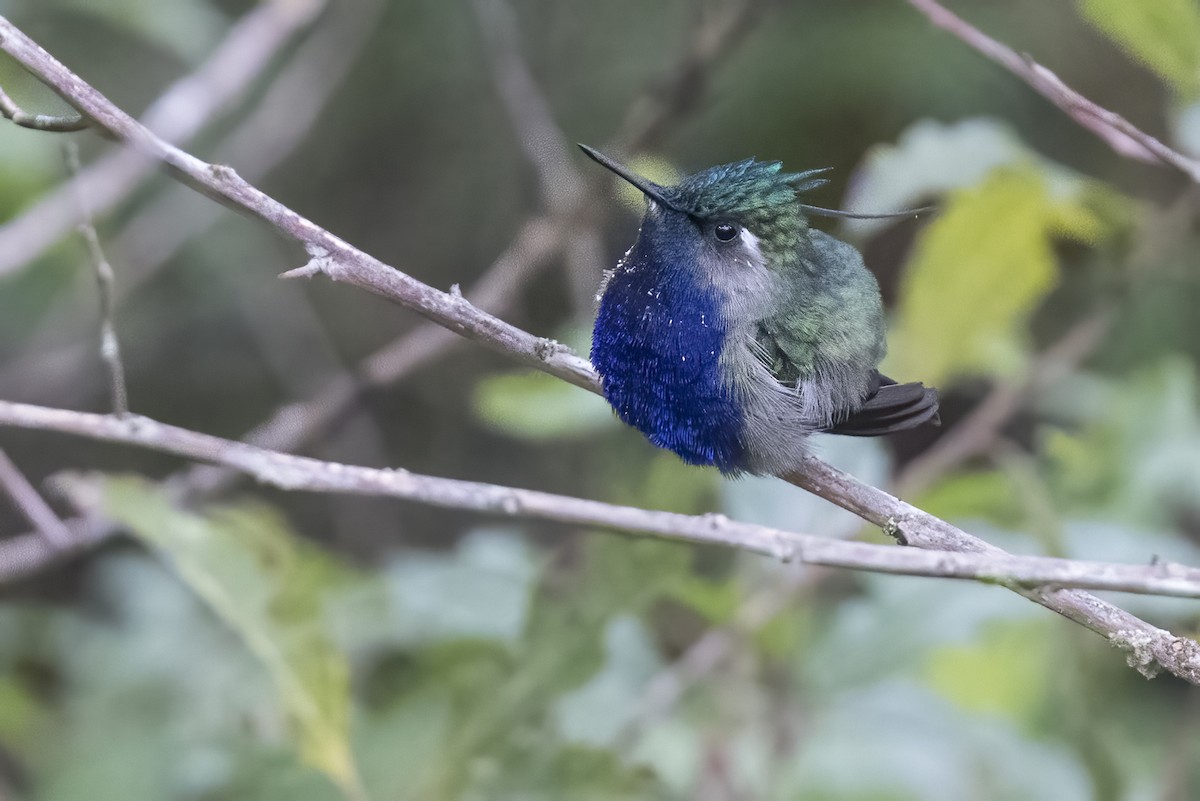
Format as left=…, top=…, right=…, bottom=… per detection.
left=578, top=144, right=678, bottom=212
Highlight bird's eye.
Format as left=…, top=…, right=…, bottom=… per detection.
left=713, top=223, right=738, bottom=242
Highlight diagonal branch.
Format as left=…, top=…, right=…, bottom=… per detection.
left=905, top=0, right=1200, bottom=182
left=0, top=448, right=73, bottom=549
left=0, top=14, right=1197, bottom=683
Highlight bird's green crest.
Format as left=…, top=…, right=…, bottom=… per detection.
left=662, top=159, right=830, bottom=263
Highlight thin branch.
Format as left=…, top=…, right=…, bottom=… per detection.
left=1, top=15, right=1197, bottom=683
left=4, top=400, right=1200, bottom=601
left=0, top=517, right=108, bottom=580
left=615, top=0, right=775, bottom=153
left=472, top=0, right=603, bottom=310
left=0, top=448, right=73, bottom=549
left=472, top=0, right=580, bottom=208
left=0, top=83, right=86, bottom=131
left=64, top=140, right=129, bottom=417
left=0, top=226, right=554, bottom=568
left=905, top=0, right=1200, bottom=182
left=0, top=0, right=324, bottom=277
left=783, top=458, right=1200, bottom=682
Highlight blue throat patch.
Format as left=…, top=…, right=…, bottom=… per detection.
left=591, top=238, right=745, bottom=473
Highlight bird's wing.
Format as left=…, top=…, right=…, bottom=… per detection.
left=824, top=371, right=940, bottom=436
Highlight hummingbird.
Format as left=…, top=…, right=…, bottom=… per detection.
left=579, top=144, right=939, bottom=477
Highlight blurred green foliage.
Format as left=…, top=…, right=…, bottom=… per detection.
left=1, top=0, right=1200, bottom=799
left=1080, top=0, right=1200, bottom=98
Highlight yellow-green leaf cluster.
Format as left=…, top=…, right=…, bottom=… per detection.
left=884, top=166, right=1104, bottom=385
left=923, top=620, right=1050, bottom=723
left=1079, top=0, right=1200, bottom=97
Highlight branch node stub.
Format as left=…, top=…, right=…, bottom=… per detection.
left=534, top=337, right=565, bottom=361
left=883, top=516, right=909, bottom=546
left=124, top=414, right=157, bottom=439
left=281, top=245, right=334, bottom=279
left=773, top=539, right=801, bottom=564
left=449, top=283, right=463, bottom=298
left=208, top=163, right=239, bottom=182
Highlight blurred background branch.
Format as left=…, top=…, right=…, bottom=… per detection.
left=906, top=0, right=1200, bottom=181
left=0, top=0, right=324, bottom=277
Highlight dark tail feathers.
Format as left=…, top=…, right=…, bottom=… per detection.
left=825, top=372, right=940, bottom=437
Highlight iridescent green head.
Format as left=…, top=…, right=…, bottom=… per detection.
left=579, top=145, right=830, bottom=265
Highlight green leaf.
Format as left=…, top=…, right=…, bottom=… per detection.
left=668, top=574, right=742, bottom=623
left=0, top=674, right=40, bottom=740
left=473, top=370, right=617, bottom=440
left=922, top=620, right=1050, bottom=723
left=884, top=166, right=1104, bottom=385
left=87, top=475, right=363, bottom=799
left=522, top=534, right=690, bottom=695
left=554, top=616, right=663, bottom=746
left=841, top=117, right=1035, bottom=238
left=1079, top=0, right=1200, bottom=97
left=1044, top=358, right=1200, bottom=526
left=464, top=742, right=668, bottom=801
left=383, top=529, right=537, bottom=646
left=916, top=469, right=1025, bottom=528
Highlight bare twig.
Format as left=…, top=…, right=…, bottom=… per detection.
left=472, top=0, right=603, bottom=309
left=0, top=448, right=73, bottom=548
left=0, top=0, right=324, bottom=277
left=0, top=517, right=107, bottom=580
left=782, top=458, right=1200, bottom=681
left=473, top=0, right=579, bottom=207
left=905, top=0, right=1200, bottom=182
left=615, top=0, right=775, bottom=153
left=63, top=140, right=129, bottom=416
left=4, top=400, right=1200, bottom=601
left=1, top=14, right=1197, bottom=682
left=0, top=83, right=86, bottom=131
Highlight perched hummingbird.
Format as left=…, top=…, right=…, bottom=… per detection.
left=580, top=145, right=939, bottom=477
